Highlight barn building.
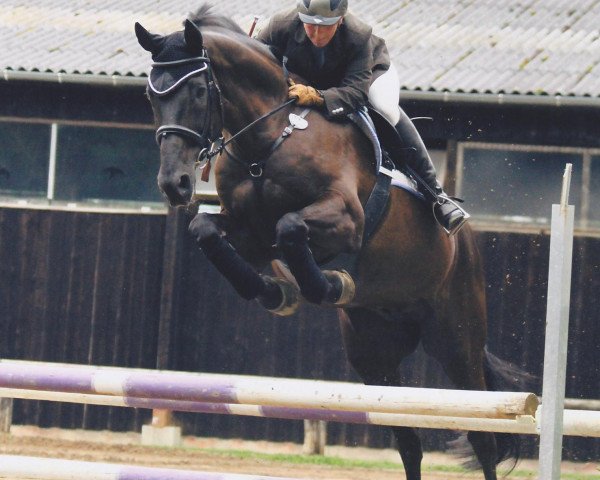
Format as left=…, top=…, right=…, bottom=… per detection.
left=1, top=0, right=599, bottom=460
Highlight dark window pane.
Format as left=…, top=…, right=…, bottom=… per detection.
left=461, top=147, right=582, bottom=225
left=588, top=155, right=600, bottom=225
left=55, top=126, right=163, bottom=203
left=0, top=122, right=50, bottom=198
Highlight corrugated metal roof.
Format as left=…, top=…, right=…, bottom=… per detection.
left=2, top=0, right=599, bottom=100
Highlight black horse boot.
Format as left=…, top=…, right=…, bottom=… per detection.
left=394, top=108, right=469, bottom=235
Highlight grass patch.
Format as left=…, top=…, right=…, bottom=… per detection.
left=175, top=446, right=600, bottom=479
left=508, top=471, right=599, bottom=480
left=199, top=447, right=404, bottom=470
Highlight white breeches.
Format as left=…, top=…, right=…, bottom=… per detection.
left=368, top=62, right=400, bottom=125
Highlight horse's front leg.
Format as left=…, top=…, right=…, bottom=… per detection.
left=188, top=212, right=299, bottom=315
left=275, top=190, right=363, bottom=306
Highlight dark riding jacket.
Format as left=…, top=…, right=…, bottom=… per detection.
left=256, top=9, right=390, bottom=119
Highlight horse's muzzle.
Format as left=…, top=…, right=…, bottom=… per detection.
left=157, top=135, right=199, bottom=206
left=158, top=169, right=194, bottom=206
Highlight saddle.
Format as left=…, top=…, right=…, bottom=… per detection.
left=347, top=108, right=424, bottom=201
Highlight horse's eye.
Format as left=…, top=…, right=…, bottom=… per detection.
left=192, top=78, right=208, bottom=94
left=195, top=85, right=207, bottom=97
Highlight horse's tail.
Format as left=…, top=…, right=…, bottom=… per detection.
left=483, top=347, right=537, bottom=471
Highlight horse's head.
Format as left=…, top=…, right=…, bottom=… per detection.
left=136, top=20, right=223, bottom=206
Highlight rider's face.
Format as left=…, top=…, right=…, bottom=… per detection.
left=303, top=20, right=342, bottom=48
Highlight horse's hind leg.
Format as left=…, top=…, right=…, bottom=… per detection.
left=421, top=303, right=499, bottom=479
left=442, top=352, right=499, bottom=480
left=442, top=359, right=499, bottom=480
left=339, top=307, right=424, bottom=480
left=188, top=212, right=299, bottom=314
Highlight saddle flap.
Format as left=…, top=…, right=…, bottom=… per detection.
left=347, top=108, right=422, bottom=200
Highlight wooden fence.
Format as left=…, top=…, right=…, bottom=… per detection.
left=1, top=206, right=598, bottom=460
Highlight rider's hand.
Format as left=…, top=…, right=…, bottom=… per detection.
left=288, top=83, right=324, bottom=107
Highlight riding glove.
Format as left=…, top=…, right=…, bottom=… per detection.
left=288, top=83, right=324, bottom=107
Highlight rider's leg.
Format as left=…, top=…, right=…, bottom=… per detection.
left=368, top=63, right=401, bottom=125
left=368, top=64, right=469, bottom=235
left=395, top=108, right=468, bottom=234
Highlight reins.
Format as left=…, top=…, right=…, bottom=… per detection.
left=202, top=97, right=296, bottom=163
left=218, top=103, right=310, bottom=178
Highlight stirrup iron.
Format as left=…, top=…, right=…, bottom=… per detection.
left=433, top=195, right=471, bottom=235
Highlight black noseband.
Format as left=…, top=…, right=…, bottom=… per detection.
left=155, top=125, right=209, bottom=146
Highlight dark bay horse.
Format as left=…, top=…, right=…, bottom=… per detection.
left=136, top=6, right=524, bottom=479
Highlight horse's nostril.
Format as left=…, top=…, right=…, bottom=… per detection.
left=179, top=174, right=191, bottom=191
left=157, top=171, right=193, bottom=205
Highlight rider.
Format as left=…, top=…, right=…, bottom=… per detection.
left=256, top=0, right=468, bottom=234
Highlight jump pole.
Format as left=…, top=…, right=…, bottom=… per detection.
left=0, top=360, right=538, bottom=419
left=1, top=387, right=599, bottom=437
left=0, top=386, right=537, bottom=434
left=0, top=455, right=307, bottom=480
left=538, top=164, right=575, bottom=480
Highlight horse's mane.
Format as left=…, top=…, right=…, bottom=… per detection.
left=187, top=4, right=246, bottom=35
left=186, top=4, right=280, bottom=68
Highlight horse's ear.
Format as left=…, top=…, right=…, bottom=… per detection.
left=184, top=19, right=204, bottom=54
left=135, top=22, right=163, bottom=54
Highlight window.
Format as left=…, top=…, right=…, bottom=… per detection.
left=457, top=142, right=598, bottom=229
left=587, top=154, right=600, bottom=227
left=0, top=120, right=167, bottom=212
left=0, top=122, right=51, bottom=199
left=55, top=126, right=162, bottom=204
left=429, top=149, right=447, bottom=186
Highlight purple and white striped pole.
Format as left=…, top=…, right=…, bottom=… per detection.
left=0, top=360, right=538, bottom=419
left=0, top=361, right=597, bottom=437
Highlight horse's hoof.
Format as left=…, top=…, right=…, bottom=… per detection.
left=323, top=270, right=356, bottom=306
left=259, top=276, right=300, bottom=316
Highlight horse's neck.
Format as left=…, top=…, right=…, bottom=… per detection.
left=209, top=35, right=289, bottom=146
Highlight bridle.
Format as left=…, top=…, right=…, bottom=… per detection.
left=150, top=53, right=222, bottom=152
left=149, top=50, right=298, bottom=179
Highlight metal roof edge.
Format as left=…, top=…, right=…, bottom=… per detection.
left=1, top=70, right=146, bottom=87
left=3, top=71, right=600, bottom=108
left=401, top=90, right=600, bottom=109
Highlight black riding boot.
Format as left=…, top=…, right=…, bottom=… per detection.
left=395, top=108, right=469, bottom=235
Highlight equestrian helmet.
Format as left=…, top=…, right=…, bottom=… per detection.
left=297, top=0, right=348, bottom=26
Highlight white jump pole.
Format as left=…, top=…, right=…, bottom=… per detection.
left=0, top=454, right=305, bottom=480
left=1, top=387, right=598, bottom=437
left=0, top=386, right=536, bottom=434
left=538, top=164, right=575, bottom=480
